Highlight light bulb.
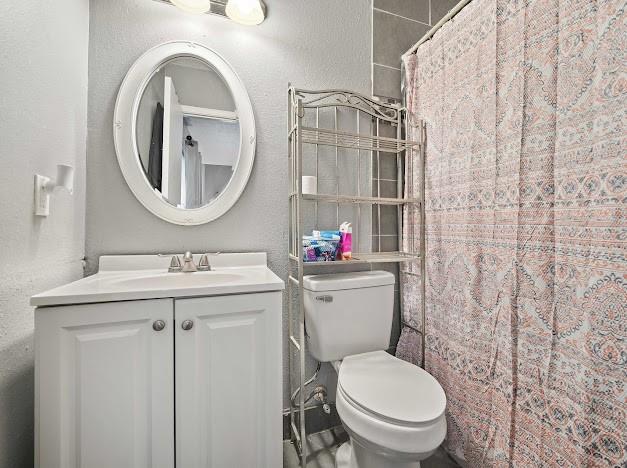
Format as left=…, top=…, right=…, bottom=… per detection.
left=170, top=0, right=212, bottom=14
left=225, top=0, right=266, bottom=25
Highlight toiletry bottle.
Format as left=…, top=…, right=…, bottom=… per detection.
left=338, top=222, right=352, bottom=260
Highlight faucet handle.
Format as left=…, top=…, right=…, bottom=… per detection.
left=168, top=255, right=182, bottom=272
left=183, top=251, right=193, bottom=262
left=197, top=254, right=211, bottom=271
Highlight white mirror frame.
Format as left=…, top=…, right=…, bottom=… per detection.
left=114, top=41, right=255, bottom=225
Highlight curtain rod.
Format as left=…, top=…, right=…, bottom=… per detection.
left=402, top=0, right=474, bottom=58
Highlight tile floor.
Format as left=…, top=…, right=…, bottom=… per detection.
left=283, top=426, right=460, bottom=468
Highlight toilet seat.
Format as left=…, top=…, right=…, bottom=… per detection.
left=335, top=351, right=447, bottom=456
left=338, top=351, right=446, bottom=426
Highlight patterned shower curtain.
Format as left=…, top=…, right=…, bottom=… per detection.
left=399, top=0, right=626, bottom=466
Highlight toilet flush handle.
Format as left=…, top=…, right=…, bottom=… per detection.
left=315, top=295, right=333, bottom=303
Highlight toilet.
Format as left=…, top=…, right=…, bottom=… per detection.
left=303, top=271, right=447, bottom=468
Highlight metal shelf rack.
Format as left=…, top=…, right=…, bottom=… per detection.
left=287, top=87, right=426, bottom=467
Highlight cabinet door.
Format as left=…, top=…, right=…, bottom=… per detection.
left=35, top=299, right=174, bottom=468
left=175, top=292, right=282, bottom=468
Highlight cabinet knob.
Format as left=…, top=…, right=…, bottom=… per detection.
left=152, top=320, right=166, bottom=331
left=181, top=319, right=194, bottom=331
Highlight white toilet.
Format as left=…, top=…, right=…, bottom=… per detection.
left=303, top=271, right=447, bottom=468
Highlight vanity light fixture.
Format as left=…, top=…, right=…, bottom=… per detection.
left=225, top=0, right=266, bottom=25
left=170, top=0, right=212, bottom=14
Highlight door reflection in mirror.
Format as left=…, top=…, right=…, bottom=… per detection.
left=136, top=57, right=240, bottom=209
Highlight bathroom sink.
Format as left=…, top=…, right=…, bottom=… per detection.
left=110, top=272, right=243, bottom=289
left=31, top=252, right=284, bottom=306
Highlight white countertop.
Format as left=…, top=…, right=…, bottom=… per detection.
left=31, top=253, right=284, bottom=307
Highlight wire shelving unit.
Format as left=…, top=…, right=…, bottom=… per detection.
left=287, top=87, right=426, bottom=467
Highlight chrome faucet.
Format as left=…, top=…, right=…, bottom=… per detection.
left=167, top=252, right=212, bottom=273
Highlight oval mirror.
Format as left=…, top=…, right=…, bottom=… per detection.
left=114, top=41, right=255, bottom=225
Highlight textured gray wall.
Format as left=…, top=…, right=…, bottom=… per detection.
left=85, top=0, right=372, bottom=407
left=0, top=1, right=88, bottom=466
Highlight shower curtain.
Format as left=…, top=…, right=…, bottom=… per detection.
left=399, top=0, right=626, bottom=466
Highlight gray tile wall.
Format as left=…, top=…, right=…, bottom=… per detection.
left=371, top=119, right=400, bottom=256
left=370, top=1, right=460, bottom=350
left=370, top=119, right=402, bottom=351
left=372, top=0, right=460, bottom=99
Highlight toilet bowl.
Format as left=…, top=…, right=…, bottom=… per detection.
left=302, top=271, right=447, bottom=468
left=333, top=351, right=446, bottom=468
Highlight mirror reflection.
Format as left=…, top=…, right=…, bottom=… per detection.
left=136, top=57, right=240, bottom=209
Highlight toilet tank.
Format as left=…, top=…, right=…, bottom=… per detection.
left=303, top=271, right=395, bottom=362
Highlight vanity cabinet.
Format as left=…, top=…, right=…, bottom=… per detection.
left=175, top=293, right=282, bottom=468
left=35, top=292, right=282, bottom=468
left=35, top=299, right=174, bottom=468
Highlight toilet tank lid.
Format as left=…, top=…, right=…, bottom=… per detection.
left=303, top=271, right=395, bottom=292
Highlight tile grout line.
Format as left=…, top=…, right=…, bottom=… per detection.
left=373, top=62, right=401, bottom=71
left=373, top=7, right=430, bottom=27
left=370, top=0, right=375, bottom=96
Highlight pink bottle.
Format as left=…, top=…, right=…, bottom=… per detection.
left=338, top=222, right=352, bottom=260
